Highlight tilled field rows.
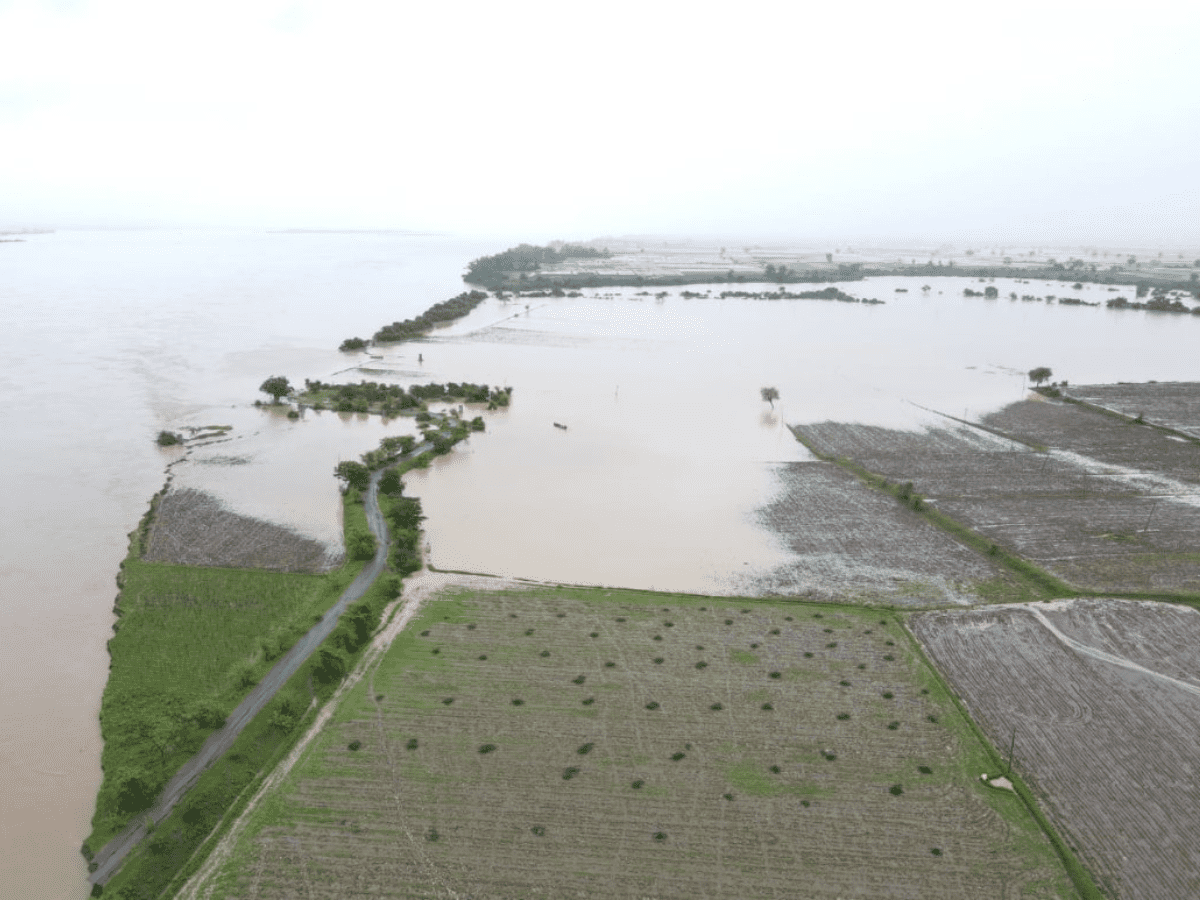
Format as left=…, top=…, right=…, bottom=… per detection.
left=1067, top=383, right=1200, bottom=440
left=211, top=588, right=1076, bottom=899
left=792, top=417, right=1200, bottom=593
left=912, top=599, right=1200, bottom=900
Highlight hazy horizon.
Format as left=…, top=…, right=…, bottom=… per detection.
left=2, top=0, right=1198, bottom=247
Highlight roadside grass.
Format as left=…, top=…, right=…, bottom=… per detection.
left=84, top=490, right=372, bottom=856
left=200, top=585, right=1085, bottom=899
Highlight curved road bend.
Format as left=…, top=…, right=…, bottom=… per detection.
left=90, top=468, right=395, bottom=886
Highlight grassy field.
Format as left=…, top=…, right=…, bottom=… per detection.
left=201, top=585, right=1083, bottom=899
left=913, top=599, right=1200, bottom=900
left=84, top=491, right=374, bottom=855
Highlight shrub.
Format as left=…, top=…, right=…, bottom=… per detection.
left=918, top=765, right=933, bottom=774
left=652, top=634, right=663, bottom=641
left=887, top=721, right=900, bottom=730
left=695, top=661, right=707, bottom=669
left=889, top=784, right=904, bottom=796
left=577, top=742, right=594, bottom=755
left=539, top=650, right=550, bottom=657
left=426, top=827, right=439, bottom=842
left=823, top=752, right=837, bottom=761
left=653, top=831, right=667, bottom=842
left=768, top=671, right=781, bottom=679
left=931, top=847, right=942, bottom=856
left=724, top=619, right=733, bottom=625
left=479, top=743, right=497, bottom=754
left=927, top=715, right=938, bottom=723
left=761, top=703, right=774, bottom=710
left=671, top=752, right=686, bottom=761
left=477, top=654, right=487, bottom=660
left=769, top=628, right=780, bottom=635
left=524, top=628, right=534, bottom=636
left=348, top=740, right=362, bottom=751
left=836, top=713, right=850, bottom=720
left=839, top=680, right=851, bottom=686
left=653, top=657, right=664, bottom=664
left=604, top=661, right=615, bottom=668
left=645, top=701, right=660, bottom=710
left=511, top=699, right=524, bottom=706
left=406, top=738, right=418, bottom=750
left=572, top=675, right=586, bottom=685
left=826, top=642, right=838, bottom=648
left=710, top=702, right=723, bottom=710
left=589, top=631, right=599, bottom=638
left=155, top=430, right=182, bottom=447
left=582, top=697, right=595, bottom=706
left=882, top=691, right=894, bottom=698
left=631, top=779, right=644, bottom=789
left=441, top=698, right=454, bottom=705
left=804, top=652, right=814, bottom=658
left=883, top=654, right=895, bottom=661
left=562, top=766, right=580, bottom=780
left=769, top=764, right=781, bottom=774
left=724, top=793, right=734, bottom=801
left=531, top=825, right=545, bottom=836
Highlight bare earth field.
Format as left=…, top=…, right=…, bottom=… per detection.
left=201, top=585, right=1077, bottom=900
left=753, top=461, right=1012, bottom=605
left=144, top=488, right=341, bottom=573
left=911, top=599, right=1200, bottom=900
left=792, top=414, right=1200, bottom=594
left=1066, top=383, right=1200, bottom=440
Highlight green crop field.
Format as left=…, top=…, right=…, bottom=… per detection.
left=200, top=585, right=1081, bottom=899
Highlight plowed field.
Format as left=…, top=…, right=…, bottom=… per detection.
left=791, top=419, right=1200, bottom=593
left=753, top=461, right=1009, bottom=605
left=912, top=599, right=1200, bottom=900
left=204, top=586, right=1078, bottom=899
left=1067, top=383, right=1200, bottom=440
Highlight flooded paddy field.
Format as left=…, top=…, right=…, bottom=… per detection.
left=1067, top=382, right=1200, bottom=439
left=751, top=461, right=1013, bottom=605
left=912, top=599, right=1200, bottom=900
left=201, top=585, right=1077, bottom=900
left=793, top=408, right=1200, bottom=595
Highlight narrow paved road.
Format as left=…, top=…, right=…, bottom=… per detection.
left=90, top=468, right=396, bottom=886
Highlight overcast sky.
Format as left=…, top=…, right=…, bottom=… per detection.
left=1, top=0, right=1197, bottom=246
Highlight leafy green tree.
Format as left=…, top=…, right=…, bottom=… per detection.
left=347, top=531, right=377, bottom=561
left=378, top=468, right=403, bottom=495
left=259, top=376, right=291, bottom=403
left=334, top=460, right=370, bottom=492
left=760, top=386, right=780, bottom=409
left=1028, top=367, right=1053, bottom=386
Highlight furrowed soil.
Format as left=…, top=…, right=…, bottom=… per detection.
left=144, top=488, right=342, bottom=572
left=792, top=413, right=1200, bottom=594
left=1066, top=382, right=1200, bottom=440
left=201, top=585, right=1077, bottom=900
left=911, top=598, right=1200, bottom=900
left=752, top=461, right=1012, bottom=605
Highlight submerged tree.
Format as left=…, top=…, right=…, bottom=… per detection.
left=1028, top=367, right=1053, bottom=387
left=760, top=386, right=780, bottom=409
left=259, top=375, right=291, bottom=404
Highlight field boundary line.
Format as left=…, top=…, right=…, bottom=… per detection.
left=902, top=614, right=1106, bottom=900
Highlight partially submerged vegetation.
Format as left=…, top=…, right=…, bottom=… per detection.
left=298, top=379, right=511, bottom=415
left=338, top=290, right=490, bottom=350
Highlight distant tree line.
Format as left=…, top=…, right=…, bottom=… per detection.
left=465, top=243, right=612, bottom=282
left=301, top=379, right=512, bottom=415
left=717, top=287, right=883, bottom=305
left=370, top=290, right=490, bottom=344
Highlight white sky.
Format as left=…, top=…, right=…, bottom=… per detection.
left=1, top=0, right=1198, bottom=245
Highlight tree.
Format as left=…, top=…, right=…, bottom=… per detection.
left=334, top=460, right=370, bottom=492
left=1028, top=367, right=1053, bottom=387
left=259, top=376, right=291, bottom=404
left=760, top=386, right=780, bottom=409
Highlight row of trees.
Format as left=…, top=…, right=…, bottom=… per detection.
left=370, top=290, right=490, bottom=343
left=464, top=243, right=611, bottom=282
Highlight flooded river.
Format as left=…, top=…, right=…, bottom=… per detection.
left=3, top=230, right=1198, bottom=897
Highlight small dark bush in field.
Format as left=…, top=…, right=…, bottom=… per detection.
left=664, top=621, right=674, bottom=627
left=884, top=654, right=895, bottom=661
left=927, top=714, right=938, bottom=723
left=769, top=628, right=780, bottom=635
left=695, top=661, right=707, bottom=669
left=616, top=617, right=626, bottom=622
left=857, top=664, right=866, bottom=670
left=685, top=743, right=692, bottom=750
left=539, top=650, right=550, bottom=657
left=509, top=613, right=518, bottom=618
left=406, top=738, right=418, bottom=750
left=918, top=765, right=933, bottom=774
left=572, top=675, right=586, bottom=685
left=695, top=644, right=704, bottom=650
left=577, top=742, right=594, bottom=755
left=479, top=743, right=497, bottom=754
left=839, top=680, right=851, bottom=686
left=801, top=800, right=810, bottom=807
left=590, top=632, right=599, bottom=638
left=556, top=612, right=566, bottom=618
left=742, top=609, right=750, bottom=614
left=882, top=691, right=894, bottom=699
left=653, top=634, right=663, bottom=641
left=887, top=721, right=900, bottom=730
left=784, top=616, right=793, bottom=621
left=426, top=827, right=439, bottom=842
left=582, top=697, right=595, bottom=706
left=823, top=628, right=833, bottom=634
left=921, top=688, right=930, bottom=695
left=375, top=694, right=384, bottom=701
left=823, top=752, right=837, bottom=761
left=750, top=642, right=760, bottom=649
left=804, top=651, right=814, bottom=658
left=813, top=613, right=823, bottom=619
left=724, top=793, right=734, bottom=801
left=632, top=779, right=644, bottom=789
left=885, top=640, right=895, bottom=646
left=710, top=702, right=723, bottom=710
left=879, top=619, right=887, bottom=625
left=827, top=642, right=838, bottom=649
left=889, top=784, right=904, bottom=796
left=653, top=657, right=664, bottom=664
left=511, top=699, right=524, bottom=706
left=836, top=713, right=850, bottom=720
left=769, top=671, right=781, bottom=679
left=524, top=629, right=534, bottom=636
left=725, top=619, right=733, bottom=625
left=864, top=629, right=872, bottom=635
left=604, top=661, right=616, bottom=668
left=654, top=831, right=667, bottom=842
left=466, top=623, right=476, bottom=631
left=931, top=847, right=942, bottom=856
left=420, top=630, right=430, bottom=637
left=671, top=752, right=686, bottom=761
left=700, top=607, right=707, bottom=611
left=769, top=764, right=781, bottom=774
left=348, top=740, right=362, bottom=751
left=478, top=654, right=487, bottom=660
left=563, top=766, right=580, bottom=780
left=430, top=648, right=440, bottom=655
left=442, top=698, right=454, bottom=705
left=645, top=701, right=660, bottom=710
left=531, top=825, right=545, bottom=836
left=761, top=703, right=774, bottom=711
